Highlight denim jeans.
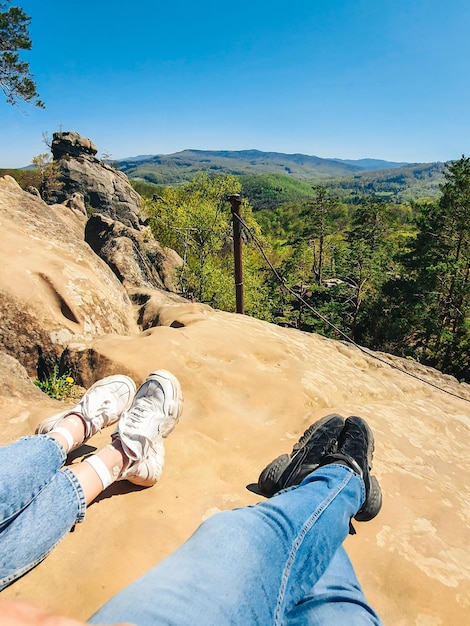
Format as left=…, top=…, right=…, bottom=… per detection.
left=90, top=465, right=383, bottom=625
left=0, top=436, right=382, bottom=624
left=0, top=436, right=86, bottom=590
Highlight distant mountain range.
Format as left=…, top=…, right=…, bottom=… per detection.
left=117, top=149, right=445, bottom=202
left=117, top=149, right=414, bottom=185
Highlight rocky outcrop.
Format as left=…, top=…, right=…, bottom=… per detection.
left=0, top=175, right=138, bottom=378
left=50, top=132, right=98, bottom=159
left=85, top=213, right=183, bottom=292
left=48, top=131, right=142, bottom=228
left=63, top=191, right=86, bottom=216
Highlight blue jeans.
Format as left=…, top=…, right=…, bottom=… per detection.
left=0, top=437, right=382, bottom=624
left=0, top=436, right=86, bottom=590
left=91, top=465, right=383, bottom=625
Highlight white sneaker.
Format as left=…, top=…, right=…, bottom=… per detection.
left=114, top=370, right=183, bottom=487
left=36, top=375, right=137, bottom=440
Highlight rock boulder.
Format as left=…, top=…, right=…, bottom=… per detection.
left=48, top=131, right=142, bottom=228
left=2, top=297, right=469, bottom=625
left=85, top=213, right=183, bottom=292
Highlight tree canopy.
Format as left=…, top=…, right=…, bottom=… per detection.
left=0, top=1, right=43, bottom=107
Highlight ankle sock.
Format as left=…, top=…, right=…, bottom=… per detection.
left=49, top=426, right=75, bottom=452
left=84, top=455, right=114, bottom=490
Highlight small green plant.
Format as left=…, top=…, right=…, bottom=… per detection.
left=34, top=366, right=76, bottom=400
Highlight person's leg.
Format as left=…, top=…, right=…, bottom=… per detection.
left=0, top=370, right=182, bottom=590
left=0, top=437, right=146, bottom=590
left=0, top=373, right=136, bottom=536
left=0, top=452, right=87, bottom=590
left=0, top=374, right=134, bottom=589
left=285, top=547, right=383, bottom=625
left=89, top=465, right=365, bottom=626
left=0, top=433, right=124, bottom=590
left=91, top=415, right=382, bottom=626
left=0, top=435, right=66, bottom=531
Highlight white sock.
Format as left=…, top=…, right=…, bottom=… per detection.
left=49, top=426, right=74, bottom=453
left=84, top=455, right=114, bottom=490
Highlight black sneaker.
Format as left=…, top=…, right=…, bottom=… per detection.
left=320, top=415, right=382, bottom=521
left=257, top=414, right=345, bottom=497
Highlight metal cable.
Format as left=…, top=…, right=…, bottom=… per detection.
left=234, top=212, right=470, bottom=404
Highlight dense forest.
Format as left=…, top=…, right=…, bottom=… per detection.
left=137, top=157, right=469, bottom=383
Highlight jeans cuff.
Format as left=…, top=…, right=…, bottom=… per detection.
left=61, top=467, right=87, bottom=523
left=22, top=434, right=68, bottom=464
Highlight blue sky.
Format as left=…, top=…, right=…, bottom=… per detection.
left=1, top=0, right=469, bottom=167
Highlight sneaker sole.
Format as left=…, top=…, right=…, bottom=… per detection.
left=145, top=370, right=183, bottom=438
left=355, top=475, right=382, bottom=521
left=345, top=415, right=382, bottom=522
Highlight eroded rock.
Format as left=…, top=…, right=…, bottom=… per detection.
left=0, top=175, right=137, bottom=378
left=85, top=213, right=183, bottom=292
left=48, top=131, right=142, bottom=228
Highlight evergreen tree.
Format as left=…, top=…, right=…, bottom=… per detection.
left=344, top=198, right=393, bottom=338
left=0, top=1, right=43, bottom=107
left=375, top=156, right=470, bottom=380
left=411, top=157, right=470, bottom=375
left=300, top=185, right=339, bottom=285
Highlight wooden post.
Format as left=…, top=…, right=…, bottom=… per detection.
left=228, top=194, right=244, bottom=314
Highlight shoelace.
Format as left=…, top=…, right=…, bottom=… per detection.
left=293, top=426, right=339, bottom=456
left=125, top=397, right=156, bottom=425
left=85, top=398, right=114, bottom=435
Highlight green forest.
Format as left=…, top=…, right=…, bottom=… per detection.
left=136, top=157, right=470, bottom=383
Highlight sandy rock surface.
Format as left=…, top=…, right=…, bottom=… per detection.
left=1, top=305, right=469, bottom=625
left=0, top=176, right=137, bottom=377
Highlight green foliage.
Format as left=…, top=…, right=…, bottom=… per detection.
left=130, top=179, right=165, bottom=199
left=119, top=150, right=444, bottom=198
left=240, top=174, right=319, bottom=211
left=343, top=199, right=395, bottom=338
left=298, top=185, right=340, bottom=285
left=34, top=367, right=76, bottom=400
left=134, top=154, right=469, bottom=383
left=120, top=149, right=363, bottom=185
left=145, top=172, right=267, bottom=313
left=323, top=162, right=445, bottom=203
left=0, top=1, right=43, bottom=107
left=31, top=152, right=63, bottom=201
left=0, top=166, right=42, bottom=188
left=364, top=156, right=470, bottom=380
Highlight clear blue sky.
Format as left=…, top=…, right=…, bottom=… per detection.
left=1, top=0, right=469, bottom=167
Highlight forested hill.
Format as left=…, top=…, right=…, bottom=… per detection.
left=322, top=161, right=445, bottom=202
left=118, top=149, right=445, bottom=202
left=118, top=149, right=410, bottom=184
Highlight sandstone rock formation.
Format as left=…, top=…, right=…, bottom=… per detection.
left=0, top=173, right=469, bottom=625
left=0, top=175, right=137, bottom=379
left=85, top=213, right=182, bottom=292
left=48, top=131, right=142, bottom=228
